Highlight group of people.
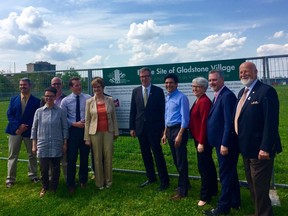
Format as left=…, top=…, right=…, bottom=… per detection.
left=5, top=76, right=119, bottom=198
left=5, top=61, right=282, bottom=216
left=129, top=63, right=282, bottom=216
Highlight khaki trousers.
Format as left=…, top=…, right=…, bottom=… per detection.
left=6, top=134, right=38, bottom=183
left=90, top=131, right=114, bottom=188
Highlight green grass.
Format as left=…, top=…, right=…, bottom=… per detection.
left=0, top=85, right=287, bottom=215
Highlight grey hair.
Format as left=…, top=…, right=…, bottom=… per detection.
left=209, top=69, right=224, bottom=78
left=192, top=77, right=208, bottom=91
left=20, top=77, right=32, bottom=85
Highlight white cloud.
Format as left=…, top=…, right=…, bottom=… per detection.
left=40, top=36, right=81, bottom=61
left=0, top=6, right=48, bottom=50
left=127, top=20, right=160, bottom=41
left=16, top=6, right=45, bottom=31
left=122, top=29, right=247, bottom=65
left=257, top=44, right=288, bottom=56
left=272, top=31, right=285, bottom=39
left=85, top=55, right=103, bottom=66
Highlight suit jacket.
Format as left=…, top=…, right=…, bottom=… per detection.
left=236, top=80, right=282, bottom=159
left=84, top=95, right=119, bottom=141
left=207, top=86, right=237, bottom=148
left=129, top=84, right=165, bottom=136
left=189, top=94, right=212, bottom=145
left=6, top=94, right=40, bottom=137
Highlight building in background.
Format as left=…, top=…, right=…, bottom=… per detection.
left=26, top=61, right=56, bottom=72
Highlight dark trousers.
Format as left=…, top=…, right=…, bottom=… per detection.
left=216, top=145, right=241, bottom=212
left=167, top=126, right=189, bottom=196
left=194, top=140, right=218, bottom=201
left=39, top=157, right=61, bottom=190
left=244, top=157, right=274, bottom=216
left=138, top=124, right=169, bottom=186
left=66, top=127, right=90, bottom=187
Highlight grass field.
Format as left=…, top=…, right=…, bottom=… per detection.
left=0, top=85, right=287, bottom=215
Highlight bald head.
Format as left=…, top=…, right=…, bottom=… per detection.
left=51, top=77, right=63, bottom=95
left=239, top=62, right=258, bottom=87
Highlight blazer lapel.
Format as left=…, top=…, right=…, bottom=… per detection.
left=240, top=80, right=260, bottom=114
left=209, top=86, right=226, bottom=115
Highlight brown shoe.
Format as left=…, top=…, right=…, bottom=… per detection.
left=170, top=193, right=185, bottom=201
left=40, top=188, right=46, bottom=198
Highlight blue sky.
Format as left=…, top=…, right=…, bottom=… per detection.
left=0, top=0, right=287, bottom=72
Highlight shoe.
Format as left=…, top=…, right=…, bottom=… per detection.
left=203, top=207, right=230, bottom=215
left=6, top=182, right=14, bottom=188
left=40, top=188, right=46, bottom=198
left=139, top=180, right=156, bottom=188
left=198, top=200, right=207, bottom=207
left=31, top=177, right=40, bottom=183
left=106, top=185, right=111, bottom=189
left=68, top=187, right=75, bottom=194
left=170, top=193, right=185, bottom=201
left=80, top=183, right=86, bottom=189
left=231, top=206, right=241, bottom=211
left=158, top=184, right=169, bottom=191
left=99, top=187, right=104, bottom=190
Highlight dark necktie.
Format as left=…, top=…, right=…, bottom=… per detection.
left=76, top=95, right=80, bottom=122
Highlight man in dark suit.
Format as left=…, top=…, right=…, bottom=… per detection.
left=5, top=77, right=40, bottom=188
left=129, top=67, right=169, bottom=191
left=204, top=70, right=241, bottom=215
left=235, top=62, right=282, bottom=216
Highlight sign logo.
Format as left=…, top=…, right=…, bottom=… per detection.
left=107, top=69, right=130, bottom=84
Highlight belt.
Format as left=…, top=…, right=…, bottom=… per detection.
left=167, top=124, right=181, bottom=129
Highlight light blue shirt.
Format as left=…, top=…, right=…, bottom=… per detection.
left=31, top=105, right=69, bottom=158
left=165, top=89, right=190, bottom=128
left=60, top=92, right=91, bottom=127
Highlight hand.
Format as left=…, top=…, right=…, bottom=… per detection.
left=130, top=130, right=136, bottom=138
left=16, top=124, right=29, bottom=135
left=258, top=150, right=270, bottom=160
left=32, top=146, right=37, bottom=155
left=174, top=134, right=182, bottom=148
left=161, top=135, right=167, bottom=145
left=220, top=145, right=228, bottom=156
left=197, top=143, right=204, bottom=153
left=85, top=140, right=91, bottom=146
left=63, top=142, right=67, bottom=153
left=73, top=121, right=85, bottom=128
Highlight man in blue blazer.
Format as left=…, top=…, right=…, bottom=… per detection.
left=5, top=77, right=40, bottom=188
left=204, top=70, right=240, bottom=215
left=235, top=62, right=282, bottom=216
left=129, top=67, right=169, bottom=191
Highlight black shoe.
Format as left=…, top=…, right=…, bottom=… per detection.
left=31, top=177, right=40, bottom=183
left=203, top=208, right=229, bottom=216
left=158, top=184, right=169, bottom=191
left=231, top=205, right=241, bottom=211
left=6, top=182, right=14, bottom=188
left=139, top=180, right=156, bottom=188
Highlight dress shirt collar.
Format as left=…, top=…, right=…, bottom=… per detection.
left=21, top=93, right=31, bottom=101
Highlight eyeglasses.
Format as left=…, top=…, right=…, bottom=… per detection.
left=192, top=85, right=203, bottom=88
left=52, top=83, right=61, bottom=86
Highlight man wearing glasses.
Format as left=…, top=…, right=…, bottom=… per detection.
left=51, top=77, right=66, bottom=107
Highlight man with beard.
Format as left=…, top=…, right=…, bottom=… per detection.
left=235, top=62, right=282, bottom=216
left=5, top=77, right=41, bottom=188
